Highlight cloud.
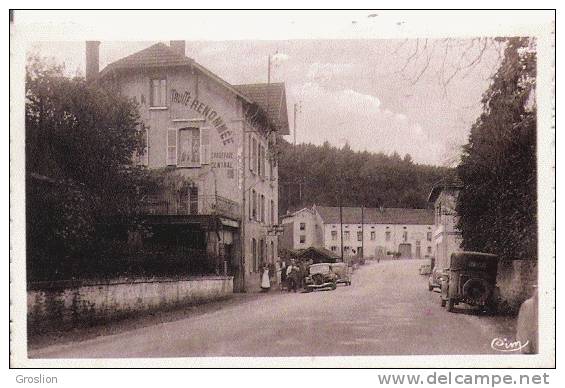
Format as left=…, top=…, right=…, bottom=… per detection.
left=290, top=82, right=445, bottom=164
left=306, top=62, right=356, bottom=82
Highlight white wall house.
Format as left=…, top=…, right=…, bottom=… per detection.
left=278, top=205, right=435, bottom=261
left=92, top=41, right=289, bottom=292
left=427, top=183, right=464, bottom=270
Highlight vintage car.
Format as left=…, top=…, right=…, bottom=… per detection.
left=428, top=267, right=446, bottom=291
left=440, top=251, right=499, bottom=313
left=330, top=262, right=352, bottom=286
left=304, top=263, right=338, bottom=292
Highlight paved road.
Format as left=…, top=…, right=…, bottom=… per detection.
left=30, top=259, right=516, bottom=358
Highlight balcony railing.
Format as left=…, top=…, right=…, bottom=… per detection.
left=141, top=193, right=241, bottom=221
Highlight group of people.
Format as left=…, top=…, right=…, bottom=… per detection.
left=260, top=258, right=311, bottom=292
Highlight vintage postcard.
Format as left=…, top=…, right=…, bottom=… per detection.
left=9, top=9, right=555, bottom=368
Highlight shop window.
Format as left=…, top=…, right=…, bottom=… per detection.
left=150, top=78, right=167, bottom=107
left=178, top=127, right=200, bottom=167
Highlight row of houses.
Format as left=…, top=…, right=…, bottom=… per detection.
left=279, top=185, right=463, bottom=268
left=89, top=41, right=289, bottom=292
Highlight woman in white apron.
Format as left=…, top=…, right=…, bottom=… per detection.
left=261, top=264, right=271, bottom=292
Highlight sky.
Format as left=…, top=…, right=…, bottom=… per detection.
left=29, top=38, right=502, bottom=166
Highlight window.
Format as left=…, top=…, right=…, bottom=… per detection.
left=330, top=246, right=337, bottom=252
left=251, top=137, right=257, bottom=173
left=260, top=194, right=265, bottom=223
left=270, top=200, right=275, bottom=225
left=357, top=231, right=363, bottom=241
left=178, top=127, right=200, bottom=167
left=300, top=222, right=306, bottom=231
left=427, top=246, right=432, bottom=254
left=252, top=190, right=257, bottom=220
left=299, top=235, right=306, bottom=244
left=150, top=78, right=167, bottom=107
left=331, top=231, right=338, bottom=240
left=251, top=238, right=257, bottom=273
left=385, top=231, right=391, bottom=241
left=189, top=186, right=198, bottom=215
left=370, top=231, right=376, bottom=240
left=403, top=231, right=408, bottom=242
left=259, top=239, right=264, bottom=266
left=344, top=231, right=350, bottom=240
left=167, top=129, right=177, bottom=165
left=427, top=231, right=432, bottom=242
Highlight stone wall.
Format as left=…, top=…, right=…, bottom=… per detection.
left=496, top=260, right=537, bottom=313
left=28, top=276, right=233, bottom=334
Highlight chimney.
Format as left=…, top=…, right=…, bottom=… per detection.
left=85, top=41, right=100, bottom=82
left=170, top=41, right=186, bottom=57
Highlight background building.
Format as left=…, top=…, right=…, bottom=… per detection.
left=93, top=41, right=289, bottom=292
left=279, top=205, right=434, bottom=261
left=427, top=183, right=463, bottom=270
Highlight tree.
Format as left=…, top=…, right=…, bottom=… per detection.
left=25, top=56, right=149, bottom=280
left=456, top=37, right=537, bottom=260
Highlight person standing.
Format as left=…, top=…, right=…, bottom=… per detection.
left=261, top=263, right=271, bottom=292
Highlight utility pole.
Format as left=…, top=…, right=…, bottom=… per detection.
left=293, top=103, right=298, bottom=146
left=361, top=205, right=364, bottom=260
left=340, top=199, right=344, bottom=263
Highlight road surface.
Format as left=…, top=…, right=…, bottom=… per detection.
left=30, top=259, right=516, bottom=358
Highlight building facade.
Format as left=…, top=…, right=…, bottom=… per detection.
left=279, top=207, right=324, bottom=251
left=93, top=41, right=289, bottom=292
left=427, top=183, right=464, bottom=270
left=279, top=205, right=435, bottom=261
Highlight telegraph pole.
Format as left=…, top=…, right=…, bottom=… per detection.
left=361, top=205, right=364, bottom=259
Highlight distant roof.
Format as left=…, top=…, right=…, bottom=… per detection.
left=316, top=206, right=434, bottom=225
left=297, top=246, right=341, bottom=262
left=427, top=181, right=463, bottom=203
left=234, top=83, right=290, bottom=135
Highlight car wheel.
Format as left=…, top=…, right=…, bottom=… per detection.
left=441, top=298, right=446, bottom=307
left=447, top=298, right=455, bottom=312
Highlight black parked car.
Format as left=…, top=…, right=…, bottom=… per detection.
left=440, top=252, right=499, bottom=313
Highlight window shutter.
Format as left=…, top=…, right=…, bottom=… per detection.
left=249, top=134, right=253, bottom=171
left=167, top=128, right=177, bottom=166
left=200, top=127, right=210, bottom=165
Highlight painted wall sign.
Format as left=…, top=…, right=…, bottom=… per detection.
left=171, top=89, right=234, bottom=146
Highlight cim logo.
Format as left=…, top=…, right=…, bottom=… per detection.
left=490, top=337, right=530, bottom=352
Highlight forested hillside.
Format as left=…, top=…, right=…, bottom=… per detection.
left=277, top=139, right=454, bottom=216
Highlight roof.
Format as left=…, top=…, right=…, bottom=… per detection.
left=100, top=43, right=289, bottom=134
left=315, top=206, right=434, bottom=225
left=427, top=181, right=463, bottom=203
left=297, top=246, right=341, bottom=262
left=234, top=83, right=290, bottom=135
left=280, top=207, right=315, bottom=220
left=99, top=42, right=252, bottom=104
